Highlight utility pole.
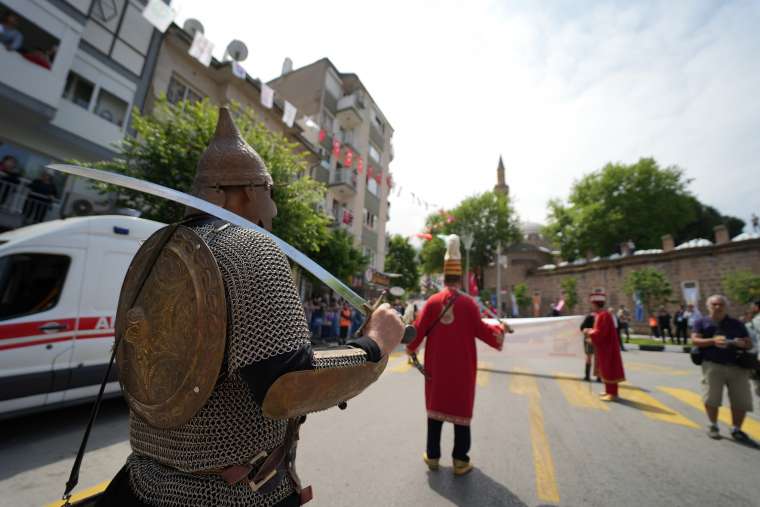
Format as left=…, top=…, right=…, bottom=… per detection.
left=496, top=242, right=501, bottom=317
left=462, top=232, right=474, bottom=295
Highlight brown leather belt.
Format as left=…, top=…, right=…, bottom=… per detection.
left=197, top=417, right=313, bottom=504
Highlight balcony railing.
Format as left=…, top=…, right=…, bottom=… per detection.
left=0, top=179, right=62, bottom=229
left=329, top=168, right=357, bottom=191
left=331, top=206, right=354, bottom=229
left=336, top=94, right=362, bottom=130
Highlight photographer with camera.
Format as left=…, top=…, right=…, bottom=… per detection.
left=692, top=295, right=755, bottom=444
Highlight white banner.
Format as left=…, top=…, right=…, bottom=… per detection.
left=282, top=100, right=297, bottom=127
left=188, top=31, right=214, bottom=67
left=142, top=0, right=176, bottom=33
left=260, top=83, right=274, bottom=109
left=231, top=61, right=246, bottom=79
left=484, top=315, right=585, bottom=359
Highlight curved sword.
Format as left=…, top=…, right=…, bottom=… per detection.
left=48, top=164, right=372, bottom=316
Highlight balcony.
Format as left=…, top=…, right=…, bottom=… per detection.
left=329, top=168, right=357, bottom=199
left=312, top=161, right=330, bottom=184
left=0, top=2, right=81, bottom=117
left=331, top=206, right=354, bottom=230
left=336, top=94, right=362, bottom=130
left=0, top=179, right=62, bottom=230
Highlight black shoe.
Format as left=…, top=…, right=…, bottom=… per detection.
left=731, top=429, right=756, bottom=446
left=595, top=378, right=602, bottom=383
left=583, top=375, right=590, bottom=381
left=708, top=424, right=720, bottom=439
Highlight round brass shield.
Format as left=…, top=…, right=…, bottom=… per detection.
left=115, top=225, right=226, bottom=429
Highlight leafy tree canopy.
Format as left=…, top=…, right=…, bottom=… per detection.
left=513, top=283, right=531, bottom=310
left=722, top=270, right=760, bottom=305
left=543, top=158, right=744, bottom=260
left=560, top=277, right=579, bottom=312
left=85, top=98, right=330, bottom=254
left=623, top=267, right=673, bottom=313
left=419, top=191, right=521, bottom=275
left=310, top=229, right=368, bottom=284
left=384, top=234, right=420, bottom=293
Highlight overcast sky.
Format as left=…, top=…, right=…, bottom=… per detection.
left=175, top=0, right=760, bottom=238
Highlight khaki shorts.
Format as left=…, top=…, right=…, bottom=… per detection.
left=701, top=361, right=753, bottom=412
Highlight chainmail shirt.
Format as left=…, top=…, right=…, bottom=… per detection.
left=128, top=223, right=369, bottom=506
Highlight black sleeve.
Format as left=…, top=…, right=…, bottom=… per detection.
left=580, top=314, right=595, bottom=331
left=239, top=336, right=382, bottom=406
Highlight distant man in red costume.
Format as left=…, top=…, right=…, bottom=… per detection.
left=584, top=290, right=625, bottom=401
left=406, top=234, right=506, bottom=475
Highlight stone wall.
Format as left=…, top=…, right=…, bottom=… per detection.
left=522, top=238, right=760, bottom=329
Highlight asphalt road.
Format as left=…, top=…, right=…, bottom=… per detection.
left=2, top=346, right=759, bottom=507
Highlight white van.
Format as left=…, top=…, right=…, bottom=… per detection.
left=0, top=215, right=164, bottom=419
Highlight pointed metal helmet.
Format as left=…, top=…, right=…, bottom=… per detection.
left=189, top=107, right=272, bottom=206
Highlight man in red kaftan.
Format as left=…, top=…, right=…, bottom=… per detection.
left=584, top=290, right=625, bottom=401
left=406, top=234, right=505, bottom=475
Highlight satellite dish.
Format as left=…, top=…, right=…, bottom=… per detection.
left=389, top=286, right=405, bottom=297
left=183, top=18, right=205, bottom=38
left=282, top=57, right=293, bottom=75
left=224, top=40, right=248, bottom=62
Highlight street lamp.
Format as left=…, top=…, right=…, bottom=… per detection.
left=495, top=243, right=508, bottom=317
left=461, top=232, right=474, bottom=295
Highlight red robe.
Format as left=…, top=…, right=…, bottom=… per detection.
left=407, top=287, right=503, bottom=425
left=589, top=310, right=625, bottom=384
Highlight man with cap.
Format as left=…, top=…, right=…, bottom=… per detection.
left=96, top=108, right=404, bottom=506
left=583, top=290, right=625, bottom=401
left=406, top=235, right=506, bottom=475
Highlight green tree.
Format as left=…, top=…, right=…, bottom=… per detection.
left=418, top=191, right=521, bottom=279
left=560, top=277, right=579, bottom=312
left=384, top=235, right=420, bottom=293
left=722, top=270, right=760, bottom=305
left=513, top=283, right=531, bottom=314
left=544, top=158, right=697, bottom=260
left=310, top=229, right=368, bottom=284
left=676, top=198, right=745, bottom=244
left=623, top=267, right=673, bottom=314
left=85, top=98, right=330, bottom=254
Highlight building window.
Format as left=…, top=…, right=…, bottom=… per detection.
left=363, top=208, right=376, bottom=230
left=167, top=75, right=204, bottom=105
left=321, top=110, right=335, bottom=134
left=0, top=3, right=60, bottom=70
left=63, top=72, right=95, bottom=109
left=367, top=177, right=378, bottom=196
left=373, top=110, right=384, bottom=132
left=363, top=247, right=375, bottom=267
left=94, top=89, right=128, bottom=127
left=0, top=253, right=70, bottom=320
left=368, top=143, right=381, bottom=164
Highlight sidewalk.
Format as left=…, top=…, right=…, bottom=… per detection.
left=626, top=334, right=690, bottom=353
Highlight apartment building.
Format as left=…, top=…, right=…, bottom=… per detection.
left=0, top=0, right=163, bottom=230
left=146, top=22, right=319, bottom=157
left=268, top=58, right=395, bottom=273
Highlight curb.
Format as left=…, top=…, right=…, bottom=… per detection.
left=634, top=344, right=691, bottom=353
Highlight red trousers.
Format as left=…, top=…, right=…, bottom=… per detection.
left=605, top=383, right=618, bottom=396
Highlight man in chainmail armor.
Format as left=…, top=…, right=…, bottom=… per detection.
left=96, top=108, right=404, bottom=506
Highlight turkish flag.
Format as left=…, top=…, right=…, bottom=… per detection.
left=344, top=149, right=353, bottom=167
left=332, top=138, right=341, bottom=156
left=468, top=272, right=479, bottom=296
left=319, top=129, right=326, bottom=142
left=357, top=157, right=363, bottom=174
left=367, top=166, right=374, bottom=179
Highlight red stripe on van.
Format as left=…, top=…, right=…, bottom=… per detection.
left=0, top=319, right=77, bottom=340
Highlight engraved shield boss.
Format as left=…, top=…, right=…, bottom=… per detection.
left=115, top=225, right=226, bottom=429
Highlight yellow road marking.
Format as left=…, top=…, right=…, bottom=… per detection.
left=625, top=362, right=691, bottom=376
left=476, top=361, right=492, bottom=386
left=554, top=372, right=609, bottom=411
left=658, top=386, right=760, bottom=440
left=510, top=370, right=560, bottom=504
left=388, top=355, right=413, bottom=373
left=46, top=480, right=110, bottom=507
left=618, top=385, right=699, bottom=429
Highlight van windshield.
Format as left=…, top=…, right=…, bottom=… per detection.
left=0, top=253, right=70, bottom=320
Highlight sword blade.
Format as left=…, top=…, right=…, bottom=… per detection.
left=48, top=164, right=369, bottom=312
